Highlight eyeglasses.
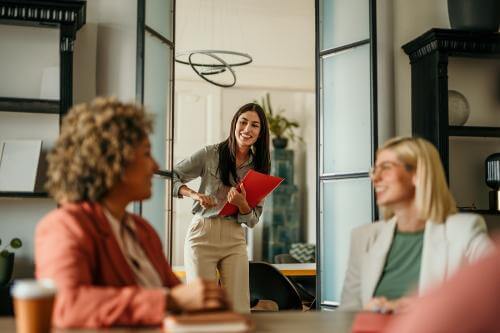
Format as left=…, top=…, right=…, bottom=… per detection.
left=369, top=161, right=411, bottom=177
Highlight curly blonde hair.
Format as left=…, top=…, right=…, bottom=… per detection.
left=46, top=97, right=153, bottom=203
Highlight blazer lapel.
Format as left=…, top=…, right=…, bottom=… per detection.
left=419, top=220, right=448, bottom=294
left=82, top=202, right=137, bottom=285
left=362, top=218, right=396, bottom=304
left=133, top=217, right=168, bottom=284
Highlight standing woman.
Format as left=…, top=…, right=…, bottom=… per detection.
left=173, top=103, right=270, bottom=312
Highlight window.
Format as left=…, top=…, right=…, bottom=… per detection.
left=316, top=0, right=377, bottom=306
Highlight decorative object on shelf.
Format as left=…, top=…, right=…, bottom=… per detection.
left=448, top=90, right=470, bottom=125
left=255, top=93, right=302, bottom=149
left=0, top=140, right=42, bottom=192
left=486, top=152, right=500, bottom=211
left=447, top=0, right=500, bottom=32
left=40, top=66, right=59, bottom=100
left=175, top=50, right=252, bottom=88
left=0, top=238, right=22, bottom=287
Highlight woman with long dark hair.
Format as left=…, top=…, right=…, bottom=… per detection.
left=173, top=103, right=270, bottom=312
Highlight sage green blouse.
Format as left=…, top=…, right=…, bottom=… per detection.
left=373, top=229, right=424, bottom=300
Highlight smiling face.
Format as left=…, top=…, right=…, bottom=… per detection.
left=121, top=138, right=159, bottom=201
left=234, top=111, right=261, bottom=149
left=371, top=149, right=416, bottom=210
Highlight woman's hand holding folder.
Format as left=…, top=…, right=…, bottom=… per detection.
left=227, top=184, right=251, bottom=214
left=167, top=278, right=230, bottom=313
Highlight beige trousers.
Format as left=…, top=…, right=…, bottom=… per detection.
left=184, top=216, right=250, bottom=313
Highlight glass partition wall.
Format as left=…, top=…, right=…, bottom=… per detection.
left=136, top=0, right=175, bottom=262
left=316, top=0, right=377, bottom=308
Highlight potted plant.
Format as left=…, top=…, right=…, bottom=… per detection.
left=0, top=238, right=22, bottom=286
left=256, top=93, right=302, bottom=149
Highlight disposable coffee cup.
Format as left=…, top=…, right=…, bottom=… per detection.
left=11, top=279, right=57, bottom=333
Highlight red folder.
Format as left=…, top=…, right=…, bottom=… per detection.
left=218, top=170, right=284, bottom=217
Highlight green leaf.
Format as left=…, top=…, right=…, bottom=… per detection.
left=10, top=238, right=22, bottom=249
left=0, top=250, right=10, bottom=257
left=255, top=92, right=303, bottom=142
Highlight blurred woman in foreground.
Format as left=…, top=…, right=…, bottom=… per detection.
left=35, top=97, right=227, bottom=328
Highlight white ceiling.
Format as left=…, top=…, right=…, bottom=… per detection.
left=175, top=0, right=315, bottom=89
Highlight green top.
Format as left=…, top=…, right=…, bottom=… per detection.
left=373, top=229, right=424, bottom=300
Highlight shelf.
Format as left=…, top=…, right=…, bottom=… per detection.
left=459, top=208, right=500, bottom=216
left=402, top=28, right=500, bottom=62
left=0, top=97, right=59, bottom=114
left=0, top=1, right=86, bottom=32
left=449, top=126, right=500, bottom=138
left=0, top=191, right=49, bottom=198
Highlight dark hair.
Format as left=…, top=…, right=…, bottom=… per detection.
left=218, top=103, right=270, bottom=186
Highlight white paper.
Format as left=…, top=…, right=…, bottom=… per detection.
left=0, top=140, right=42, bottom=192
left=40, top=66, right=60, bottom=100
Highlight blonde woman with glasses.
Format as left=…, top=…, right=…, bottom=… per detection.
left=340, top=136, right=492, bottom=313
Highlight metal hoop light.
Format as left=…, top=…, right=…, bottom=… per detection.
left=175, top=50, right=252, bottom=88
left=188, top=52, right=236, bottom=88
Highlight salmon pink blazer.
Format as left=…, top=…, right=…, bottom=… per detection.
left=35, top=202, right=181, bottom=328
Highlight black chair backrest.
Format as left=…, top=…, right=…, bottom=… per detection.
left=249, top=261, right=303, bottom=310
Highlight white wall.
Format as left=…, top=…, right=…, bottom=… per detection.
left=88, top=0, right=138, bottom=101
left=0, top=0, right=137, bottom=278
left=376, top=0, right=395, bottom=144
left=175, top=0, right=315, bottom=91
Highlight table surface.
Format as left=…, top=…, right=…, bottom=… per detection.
left=0, top=310, right=355, bottom=333
left=173, top=263, right=316, bottom=279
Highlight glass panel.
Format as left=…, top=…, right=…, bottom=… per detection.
left=146, top=0, right=173, bottom=40
left=320, top=177, right=372, bottom=303
left=141, top=33, right=173, bottom=241
left=321, top=0, right=370, bottom=50
left=322, top=44, right=371, bottom=175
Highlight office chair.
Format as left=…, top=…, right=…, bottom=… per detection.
left=273, top=254, right=316, bottom=306
left=249, top=261, right=303, bottom=311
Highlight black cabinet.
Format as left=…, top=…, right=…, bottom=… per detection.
left=402, top=29, right=500, bottom=215
left=402, top=28, right=500, bottom=173
left=0, top=1, right=86, bottom=198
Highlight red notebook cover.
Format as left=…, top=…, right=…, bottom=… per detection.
left=163, top=311, right=251, bottom=332
left=218, top=170, right=284, bottom=217
left=351, top=312, right=393, bottom=333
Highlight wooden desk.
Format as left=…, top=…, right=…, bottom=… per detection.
left=173, top=263, right=316, bottom=280
left=272, top=263, right=316, bottom=277
left=0, top=311, right=356, bottom=333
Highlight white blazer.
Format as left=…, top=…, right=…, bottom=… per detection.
left=340, top=213, right=492, bottom=310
